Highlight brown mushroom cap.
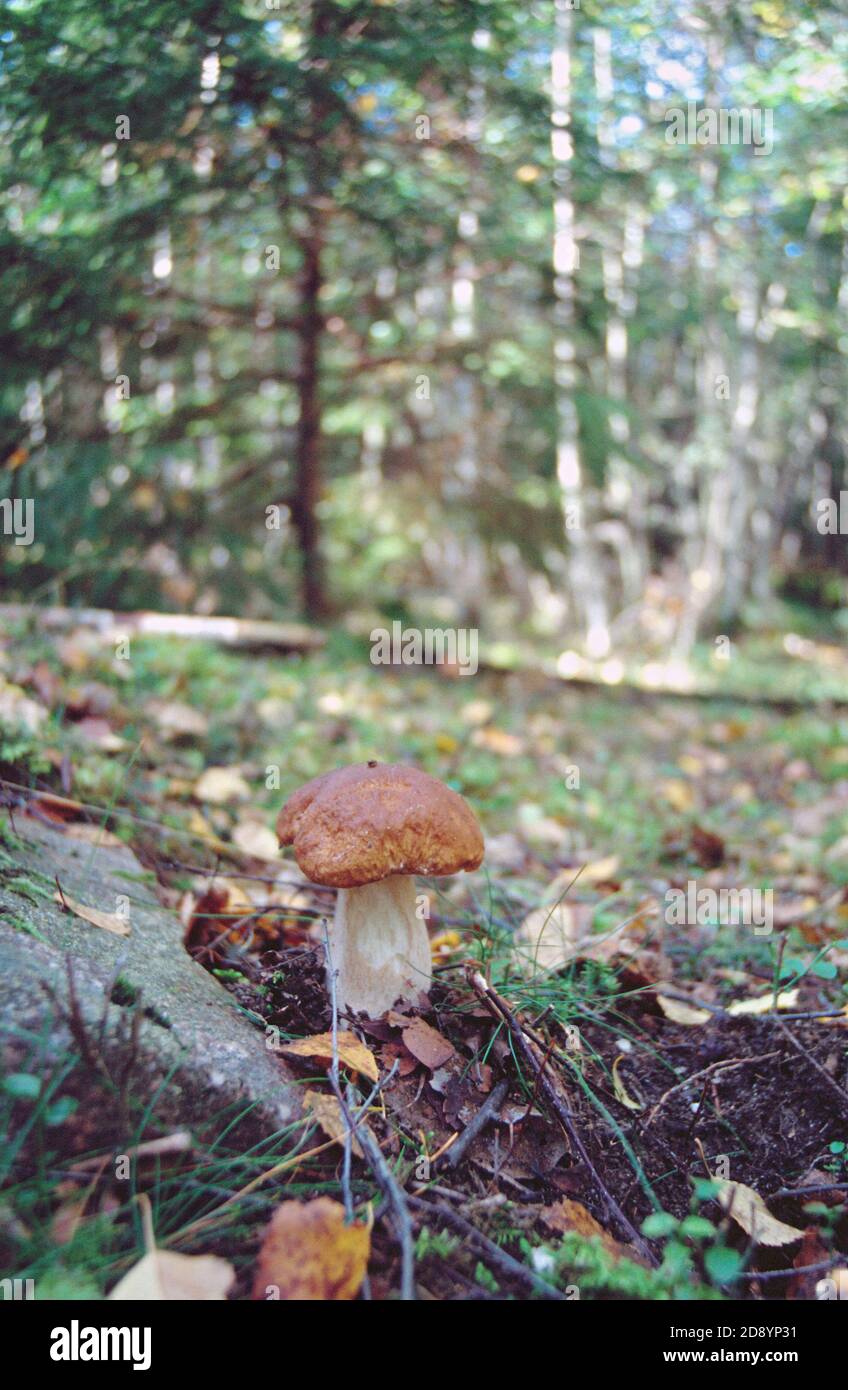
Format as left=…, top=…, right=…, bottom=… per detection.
left=276, top=761, right=484, bottom=888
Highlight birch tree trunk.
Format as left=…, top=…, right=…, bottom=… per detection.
left=593, top=26, right=649, bottom=609
left=551, top=0, right=610, bottom=657
left=673, top=22, right=727, bottom=657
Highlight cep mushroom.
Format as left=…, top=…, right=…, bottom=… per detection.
left=276, top=762, right=484, bottom=1018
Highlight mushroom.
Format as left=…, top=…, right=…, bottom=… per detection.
left=276, top=762, right=484, bottom=1018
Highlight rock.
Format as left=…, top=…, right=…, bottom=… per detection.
left=0, top=815, right=300, bottom=1137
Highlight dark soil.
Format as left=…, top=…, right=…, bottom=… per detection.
left=204, top=932, right=848, bottom=1300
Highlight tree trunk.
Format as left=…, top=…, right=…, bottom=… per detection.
left=289, top=0, right=331, bottom=621
left=293, top=210, right=327, bottom=620
left=551, top=0, right=610, bottom=657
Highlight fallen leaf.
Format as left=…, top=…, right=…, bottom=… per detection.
left=303, top=1090, right=363, bottom=1156
left=726, top=989, right=799, bottom=1016
left=0, top=677, right=48, bottom=734
left=544, top=855, right=620, bottom=900
left=514, top=903, right=581, bottom=974
left=194, top=765, right=251, bottom=804
left=515, top=902, right=633, bottom=975
left=110, top=1249, right=234, bottom=1299
left=662, top=778, right=695, bottom=814
left=54, top=890, right=131, bottom=938
left=430, top=929, right=461, bottom=961
left=280, top=1031, right=379, bottom=1082
left=25, top=792, right=85, bottom=825
left=252, top=1197, right=370, bottom=1301
left=471, top=726, right=525, bottom=757
left=690, top=825, right=725, bottom=868
left=539, top=1198, right=635, bottom=1261
left=714, top=1179, right=803, bottom=1247
left=380, top=1040, right=419, bottom=1076
left=400, top=1016, right=455, bottom=1070
left=656, top=994, right=712, bottom=1025
left=72, top=717, right=127, bottom=752
left=65, top=681, right=116, bottom=719
left=541, top=1197, right=608, bottom=1238
left=149, top=699, right=209, bottom=740
left=612, top=1055, right=643, bottom=1111
left=232, top=820, right=279, bottom=860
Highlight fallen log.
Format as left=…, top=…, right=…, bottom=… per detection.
left=0, top=604, right=325, bottom=652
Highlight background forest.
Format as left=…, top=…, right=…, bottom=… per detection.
left=2, top=1, right=848, bottom=1309
left=2, top=0, right=846, bottom=666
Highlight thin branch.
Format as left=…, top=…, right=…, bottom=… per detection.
left=643, top=1053, right=780, bottom=1128
left=441, top=1078, right=510, bottom=1171
left=407, top=1195, right=564, bottom=1300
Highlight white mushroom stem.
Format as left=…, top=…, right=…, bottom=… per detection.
left=328, top=875, right=432, bottom=1018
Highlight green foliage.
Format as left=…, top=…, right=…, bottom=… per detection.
left=537, top=1231, right=723, bottom=1300
left=1, top=1, right=845, bottom=630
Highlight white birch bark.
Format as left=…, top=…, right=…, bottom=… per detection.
left=552, top=0, right=610, bottom=657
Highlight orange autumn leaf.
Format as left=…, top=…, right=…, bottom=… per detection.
left=252, top=1198, right=370, bottom=1301
left=280, top=1031, right=379, bottom=1082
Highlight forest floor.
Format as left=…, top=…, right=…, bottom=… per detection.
left=1, top=613, right=847, bottom=1300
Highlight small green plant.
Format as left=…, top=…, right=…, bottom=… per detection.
left=474, top=1261, right=500, bottom=1294
left=415, top=1225, right=459, bottom=1261
left=641, top=1181, right=744, bottom=1291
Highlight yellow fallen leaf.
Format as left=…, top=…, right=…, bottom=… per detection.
left=303, top=1090, right=363, bottom=1157
left=252, top=1197, right=370, bottom=1300
left=661, top=779, right=695, bottom=813
left=714, top=1179, right=803, bottom=1247
left=612, top=1055, right=643, bottom=1111
left=281, top=1031, right=379, bottom=1083
left=435, top=732, right=458, bottom=754
left=194, top=765, right=251, bottom=804
left=54, top=890, right=131, bottom=938
left=544, top=856, right=619, bottom=900
left=430, top=929, right=461, bottom=961
left=110, top=1249, right=234, bottom=1299
left=186, top=808, right=219, bottom=840
left=656, top=994, right=712, bottom=1026
left=726, top=989, right=799, bottom=1016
